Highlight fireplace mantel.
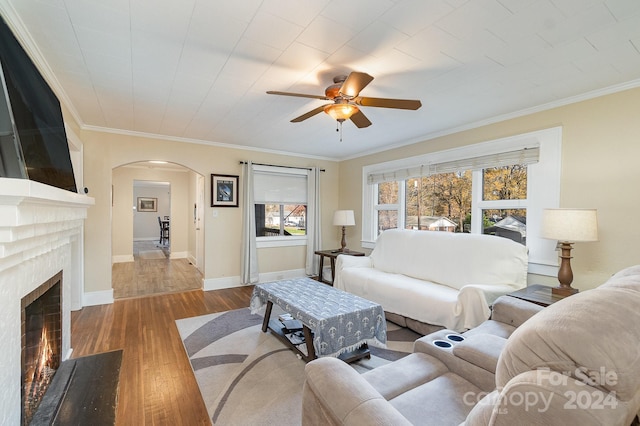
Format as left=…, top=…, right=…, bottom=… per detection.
left=0, top=178, right=93, bottom=271
left=0, top=177, right=93, bottom=424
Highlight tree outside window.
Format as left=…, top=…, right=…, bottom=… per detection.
left=378, top=164, right=528, bottom=245
left=255, top=204, right=306, bottom=236
left=375, top=181, right=399, bottom=234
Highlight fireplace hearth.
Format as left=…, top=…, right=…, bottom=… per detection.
left=21, top=271, right=62, bottom=425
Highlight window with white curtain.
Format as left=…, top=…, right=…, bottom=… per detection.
left=362, top=127, right=562, bottom=276
left=253, top=165, right=308, bottom=248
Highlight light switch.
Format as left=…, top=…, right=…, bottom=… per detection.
left=212, top=210, right=218, bottom=218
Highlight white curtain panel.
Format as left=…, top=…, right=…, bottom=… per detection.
left=305, top=167, right=322, bottom=276
left=241, top=162, right=259, bottom=284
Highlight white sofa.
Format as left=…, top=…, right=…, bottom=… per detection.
left=334, top=229, right=528, bottom=332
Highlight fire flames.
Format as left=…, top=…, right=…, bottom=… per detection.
left=25, top=326, right=56, bottom=422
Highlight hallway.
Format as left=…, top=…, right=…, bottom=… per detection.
left=112, top=241, right=202, bottom=299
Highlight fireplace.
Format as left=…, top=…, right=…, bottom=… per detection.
left=0, top=178, right=92, bottom=423
left=21, top=271, right=62, bottom=425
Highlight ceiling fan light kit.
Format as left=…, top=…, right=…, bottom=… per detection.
left=324, top=102, right=359, bottom=121
left=267, top=71, right=422, bottom=138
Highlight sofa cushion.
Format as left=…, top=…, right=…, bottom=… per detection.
left=362, top=353, right=448, bottom=400
left=369, top=229, right=528, bottom=291
left=388, top=372, right=482, bottom=425
left=339, top=267, right=471, bottom=330
left=496, top=285, right=640, bottom=402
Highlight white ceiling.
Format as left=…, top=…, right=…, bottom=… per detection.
left=2, top=0, right=640, bottom=160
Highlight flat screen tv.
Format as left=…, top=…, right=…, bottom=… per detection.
left=0, top=16, right=77, bottom=193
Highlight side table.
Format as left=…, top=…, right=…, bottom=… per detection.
left=315, top=249, right=365, bottom=285
left=507, top=284, right=567, bottom=307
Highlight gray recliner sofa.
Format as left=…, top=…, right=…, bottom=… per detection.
left=302, top=265, right=640, bottom=425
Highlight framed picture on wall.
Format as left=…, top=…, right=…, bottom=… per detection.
left=137, top=197, right=157, bottom=212
left=211, top=174, right=239, bottom=207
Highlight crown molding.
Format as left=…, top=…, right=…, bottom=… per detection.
left=81, top=124, right=338, bottom=162
left=339, top=78, right=640, bottom=161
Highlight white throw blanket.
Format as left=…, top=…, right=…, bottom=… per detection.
left=334, top=230, right=528, bottom=331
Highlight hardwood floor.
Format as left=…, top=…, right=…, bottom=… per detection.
left=71, top=286, right=255, bottom=425
left=113, top=241, right=203, bottom=299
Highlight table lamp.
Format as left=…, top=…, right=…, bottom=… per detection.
left=541, top=208, right=598, bottom=297
left=333, top=210, right=355, bottom=252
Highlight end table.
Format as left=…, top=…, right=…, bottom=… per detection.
left=507, top=284, right=567, bottom=307
left=315, top=249, right=365, bottom=285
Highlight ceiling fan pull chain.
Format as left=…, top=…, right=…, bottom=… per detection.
left=337, top=120, right=343, bottom=142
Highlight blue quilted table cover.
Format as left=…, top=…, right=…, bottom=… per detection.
left=250, top=277, right=387, bottom=358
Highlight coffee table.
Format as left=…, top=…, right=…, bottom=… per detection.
left=250, top=277, right=387, bottom=363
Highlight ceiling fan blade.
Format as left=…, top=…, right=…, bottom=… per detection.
left=339, top=72, right=374, bottom=98
left=355, top=96, right=422, bottom=110
left=291, top=105, right=329, bottom=122
left=267, top=90, right=329, bottom=101
left=350, top=110, right=372, bottom=128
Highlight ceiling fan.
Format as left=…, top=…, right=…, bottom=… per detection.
left=266, top=71, right=422, bottom=130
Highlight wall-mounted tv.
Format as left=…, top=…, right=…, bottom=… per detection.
left=0, top=16, right=77, bottom=193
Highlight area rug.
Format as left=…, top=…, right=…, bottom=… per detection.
left=175, top=307, right=420, bottom=425
left=138, top=249, right=166, bottom=260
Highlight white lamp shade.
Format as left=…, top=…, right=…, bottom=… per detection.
left=541, top=208, right=598, bottom=242
left=333, top=210, right=355, bottom=226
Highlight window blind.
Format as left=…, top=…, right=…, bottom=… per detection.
left=253, top=167, right=308, bottom=204
left=367, top=147, right=539, bottom=184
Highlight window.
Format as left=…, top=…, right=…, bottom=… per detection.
left=253, top=165, right=308, bottom=247
left=255, top=204, right=306, bottom=236
left=404, top=172, right=472, bottom=233
left=363, top=127, right=562, bottom=275
left=374, top=181, right=399, bottom=234
left=478, top=165, right=528, bottom=243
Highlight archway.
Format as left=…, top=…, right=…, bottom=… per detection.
left=111, top=161, right=205, bottom=298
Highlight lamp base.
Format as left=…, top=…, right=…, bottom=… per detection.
left=552, top=286, right=579, bottom=298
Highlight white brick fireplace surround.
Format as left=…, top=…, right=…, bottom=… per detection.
left=0, top=178, right=93, bottom=424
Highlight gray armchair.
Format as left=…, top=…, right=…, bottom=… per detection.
left=302, top=266, right=640, bottom=425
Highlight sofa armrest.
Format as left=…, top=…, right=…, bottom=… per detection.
left=336, top=254, right=372, bottom=269
left=333, top=255, right=373, bottom=290
left=303, top=357, right=411, bottom=426
left=457, top=284, right=522, bottom=330
left=452, top=334, right=507, bottom=374
left=490, top=295, right=544, bottom=328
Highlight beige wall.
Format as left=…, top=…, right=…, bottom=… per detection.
left=81, top=130, right=340, bottom=294
left=339, top=87, right=640, bottom=291
left=75, top=86, right=640, bottom=295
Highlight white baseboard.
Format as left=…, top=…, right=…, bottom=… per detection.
left=203, top=276, right=242, bottom=291
left=134, top=237, right=158, bottom=241
left=169, top=251, right=187, bottom=259
left=203, top=269, right=307, bottom=291
left=83, top=289, right=114, bottom=306
left=112, top=254, right=134, bottom=263
left=259, top=268, right=306, bottom=283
